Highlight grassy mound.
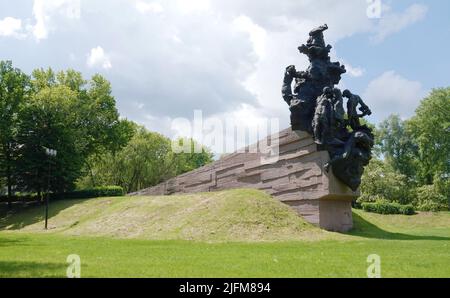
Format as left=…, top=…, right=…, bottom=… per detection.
left=0, top=189, right=322, bottom=242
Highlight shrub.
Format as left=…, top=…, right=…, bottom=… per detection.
left=354, top=194, right=378, bottom=209
left=63, top=186, right=124, bottom=199
left=0, top=194, right=40, bottom=203
left=398, top=204, right=415, bottom=215
left=416, top=200, right=442, bottom=212
left=415, top=185, right=448, bottom=212
left=362, top=200, right=415, bottom=215
left=360, top=159, right=414, bottom=205
left=0, top=186, right=125, bottom=203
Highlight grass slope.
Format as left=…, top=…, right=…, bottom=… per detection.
left=0, top=189, right=322, bottom=242
left=1, top=190, right=449, bottom=277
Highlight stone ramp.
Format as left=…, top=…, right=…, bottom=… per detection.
left=130, top=127, right=359, bottom=232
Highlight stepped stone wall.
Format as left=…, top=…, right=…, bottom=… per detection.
left=130, top=127, right=359, bottom=232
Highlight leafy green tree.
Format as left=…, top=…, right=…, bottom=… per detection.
left=360, top=158, right=412, bottom=205
left=32, top=69, right=125, bottom=157
left=31, top=68, right=56, bottom=90
left=16, top=85, right=84, bottom=196
left=408, top=88, right=450, bottom=185
left=78, top=127, right=173, bottom=192
left=83, top=119, right=136, bottom=187
left=433, top=173, right=450, bottom=205
left=171, top=138, right=214, bottom=175
left=415, top=184, right=448, bottom=212
left=0, top=61, right=30, bottom=207
left=14, top=68, right=127, bottom=196
left=78, top=74, right=123, bottom=155
left=377, top=115, right=418, bottom=180
left=78, top=129, right=214, bottom=193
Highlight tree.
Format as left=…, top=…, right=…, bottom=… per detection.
left=408, top=88, right=450, bottom=185
left=14, top=68, right=127, bottom=196
left=78, top=127, right=173, bottom=193
left=77, top=74, right=123, bottom=155
left=377, top=115, right=418, bottom=181
left=83, top=119, right=136, bottom=187
left=360, top=158, right=412, bottom=205
left=171, top=138, right=214, bottom=175
left=0, top=61, right=30, bottom=208
left=77, top=129, right=214, bottom=193
left=16, top=85, right=84, bottom=196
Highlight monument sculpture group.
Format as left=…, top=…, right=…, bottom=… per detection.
left=282, top=24, right=374, bottom=191
left=133, top=25, right=374, bottom=232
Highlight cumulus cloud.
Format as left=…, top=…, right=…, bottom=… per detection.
left=203, top=0, right=376, bottom=135
left=232, top=15, right=267, bottom=59
left=345, top=64, right=365, bottom=78
left=0, top=0, right=431, bottom=144
left=363, top=71, right=425, bottom=123
left=31, top=0, right=81, bottom=40
left=87, top=46, right=112, bottom=69
left=0, top=17, right=24, bottom=38
left=372, top=3, right=428, bottom=43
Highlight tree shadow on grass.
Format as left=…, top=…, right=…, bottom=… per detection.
left=0, top=199, right=87, bottom=231
left=0, top=237, right=29, bottom=247
left=0, top=261, right=65, bottom=278
left=348, top=212, right=450, bottom=241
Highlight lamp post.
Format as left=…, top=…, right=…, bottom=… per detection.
left=43, top=147, right=57, bottom=230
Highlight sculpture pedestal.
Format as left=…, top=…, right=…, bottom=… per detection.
left=282, top=138, right=358, bottom=232
left=319, top=199, right=353, bottom=232
left=130, top=127, right=359, bottom=233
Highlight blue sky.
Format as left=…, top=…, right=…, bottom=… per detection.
left=0, top=0, right=449, bottom=141
left=337, top=0, right=450, bottom=95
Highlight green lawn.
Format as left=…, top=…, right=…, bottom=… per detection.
left=1, top=225, right=449, bottom=278
left=0, top=191, right=449, bottom=278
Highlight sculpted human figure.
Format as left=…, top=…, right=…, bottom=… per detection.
left=307, top=24, right=328, bottom=47
left=324, top=129, right=373, bottom=174
left=343, top=90, right=372, bottom=130
left=281, top=25, right=375, bottom=190
left=282, top=64, right=316, bottom=133
left=299, top=24, right=332, bottom=60
left=312, top=87, right=334, bottom=145
left=282, top=65, right=309, bottom=106
left=332, top=88, right=346, bottom=129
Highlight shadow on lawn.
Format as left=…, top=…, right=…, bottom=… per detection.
left=0, top=261, right=65, bottom=277
left=0, top=200, right=86, bottom=231
left=349, top=212, right=450, bottom=241
left=0, top=237, right=30, bottom=247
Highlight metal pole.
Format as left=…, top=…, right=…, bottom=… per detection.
left=45, top=156, right=51, bottom=230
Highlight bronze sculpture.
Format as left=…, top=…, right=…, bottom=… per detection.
left=282, top=25, right=374, bottom=191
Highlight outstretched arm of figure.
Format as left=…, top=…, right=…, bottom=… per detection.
left=357, top=97, right=372, bottom=117
left=282, top=65, right=297, bottom=105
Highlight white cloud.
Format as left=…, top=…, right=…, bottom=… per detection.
left=206, top=0, right=377, bottom=134
left=232, top=15, right=267, bottom=59
left=87, top=46, right=112, bottom=70
left=363, top=71, right=425, bottom=123
left=345, top=64, right=365, bottom=78
left=372, top=4, right=428, bottom=43
left=31, top=0, right=81, bottom=40
left=2, top=0, right=431, bottom=138
left=135, top=1, right=164, bottom=14
left=0, top=17, right=24, bottom=38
